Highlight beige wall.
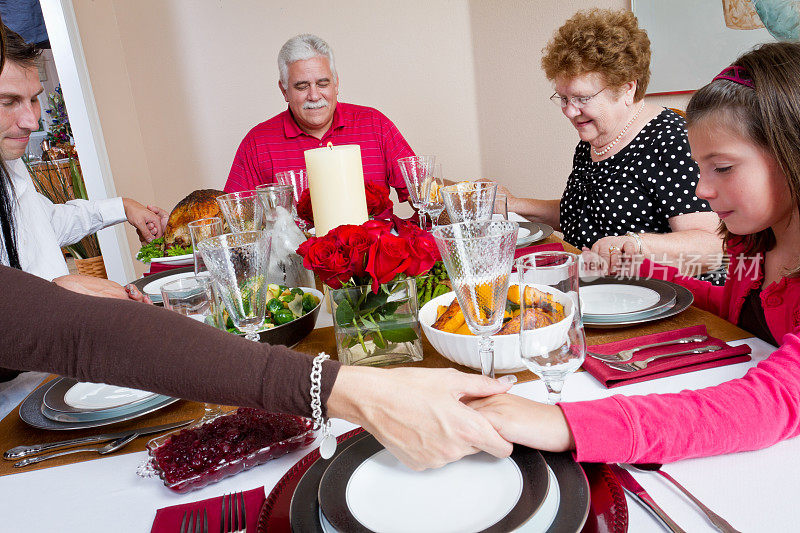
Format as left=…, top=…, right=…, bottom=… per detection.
left=71, top=0, right=691, bottom=275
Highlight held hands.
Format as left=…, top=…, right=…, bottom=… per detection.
left=467, top=394, right=575, bottom=453
left=589, top=233, right=644, bottom=276
left=327, top=367, right=516, bottom=470
left=122, top=198, right=169, bottom=243
left=53, top=274, right=152, bottom=304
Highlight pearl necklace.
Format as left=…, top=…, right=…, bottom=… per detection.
left=592, top=102, right=645, bottom=157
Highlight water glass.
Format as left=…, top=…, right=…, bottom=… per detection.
left=493, top=193, right=508, bottom=220
left=397, top=155, right=436, bottom=229
left=197, top=231, right=272, bottom=342
left=275, top=169, right=309, bottom=231
left=516, top=252, right=585, bottom=404
left=256, top=184, right=294, bottom=228
left=441, top=181, right=498, bottom=223
left=216, top=190, right=264, bottom=232
left=432, top=220, right=519, bottom=377
left=187, top=217, right=224, bottom=275
left=422, top=163, right=445, bottom=228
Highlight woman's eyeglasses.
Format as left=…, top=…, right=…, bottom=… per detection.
left=550, top=87, right=608, bottom=109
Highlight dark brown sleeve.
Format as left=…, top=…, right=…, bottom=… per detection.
left=0, top=266, right=340, bottom=417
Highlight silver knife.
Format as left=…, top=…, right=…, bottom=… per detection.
left=609, top=463, right=687, bottom=533
left=3, top=419, right=194, bottom=460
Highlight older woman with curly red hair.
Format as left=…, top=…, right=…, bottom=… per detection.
left=501, top=9, right=722, bottom=273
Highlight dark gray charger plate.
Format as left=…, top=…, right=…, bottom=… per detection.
left=130, top=268, right=322, bottom=347
left=581, top=277, right=693, bottom=329
left=289, top=434, right=590, bottom=533
left=19, top=378, right=178, bottom=430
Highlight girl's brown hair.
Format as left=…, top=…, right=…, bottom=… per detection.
left=686, top=42, right=800, bottom=274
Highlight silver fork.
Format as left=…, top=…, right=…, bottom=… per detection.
left=588, top=335, right=708, bottom=363
left=220, top=492, right=246, bottom=533
left=604, top=345, right=723, bottom=372
left=180, top=509, right=208, bottom=533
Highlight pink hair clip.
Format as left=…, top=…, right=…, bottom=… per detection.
left=712, top=65, right=755, bottom=89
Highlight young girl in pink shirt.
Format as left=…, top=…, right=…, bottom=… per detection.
left=469, top=41, right=800, bottom=464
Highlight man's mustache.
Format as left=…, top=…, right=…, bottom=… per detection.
left=303, top=98, right=329, bottom=110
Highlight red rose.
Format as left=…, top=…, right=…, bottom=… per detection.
left=365, top=233, right=412, bottom=292
left=296, top=188, right=314, bottom=227
left=405, top=232, right=440, bottom=276
left=365, top=182, right=393, bottom=219
left=391, top=214, right=424, bottom=236
left=298, top=236, right=352, bottom=289
left=362, top=219, right=394, bottom=239
left=328, top=225, right=375, bottom=277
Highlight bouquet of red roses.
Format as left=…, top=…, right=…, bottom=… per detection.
left=296, top=182, right=393, bottom=228
left=297, top=219, right=439, bottom=363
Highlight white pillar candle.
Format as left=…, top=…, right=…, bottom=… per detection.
left=304, top=143, right=369, bottom=236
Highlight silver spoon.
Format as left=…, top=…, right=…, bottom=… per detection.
left=14, top=432, right=139, bottom=468
left=626, top=463, right=741, bottom=533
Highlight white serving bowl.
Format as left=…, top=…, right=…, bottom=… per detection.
left=419, top=289, right=575, bottom=373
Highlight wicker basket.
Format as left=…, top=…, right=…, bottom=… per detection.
left=74, top=255, right=108, bottom=279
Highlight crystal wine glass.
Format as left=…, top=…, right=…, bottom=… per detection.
left=275, top=169, right=309, bottom=231
left=197, top=231, right=272, bottom=342
left=422, top=163, right=445, bottom=229
left=493, top=193, right=508, bottom=220
left=432, top=220, right=519, bottom=377
left=216, top=190, right=264, bottom=232
left=160, top=275, right=222, bottom=420
left=397, top=155, right=436, bottom=229
left=256, top=184, right=294, bottom=230
left=187, top=217, right=224, bottom=275
left=441, top=181, right=498, bottom=223
left=516, top=252, right=586, bottom=403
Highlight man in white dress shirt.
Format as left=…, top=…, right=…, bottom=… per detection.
left=0, top=27, right=167, bottom=281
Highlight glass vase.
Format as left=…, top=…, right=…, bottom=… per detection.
left=328, top=278, right=423, bottom=366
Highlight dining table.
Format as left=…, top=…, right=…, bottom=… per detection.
left=0, top=233, right=789, bottom=533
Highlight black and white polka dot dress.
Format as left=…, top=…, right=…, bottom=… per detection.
left=559, top=109, right=710, bottom=249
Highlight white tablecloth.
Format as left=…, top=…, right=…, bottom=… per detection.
left=0, top=302, right=784, bottom=532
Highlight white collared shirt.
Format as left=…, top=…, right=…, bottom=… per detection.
left=0, top=158, right=126, bottom=280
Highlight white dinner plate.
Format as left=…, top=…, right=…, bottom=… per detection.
left=147, top=253, right=194, bottom=266
left=581, top=283, right=660, bottom=316
left=63, top=382, right=156, bottom=410
left=142, top=271, right=197, bottom=301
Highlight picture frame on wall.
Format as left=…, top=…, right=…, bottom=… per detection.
left=632, top=0, right=789, bottom=95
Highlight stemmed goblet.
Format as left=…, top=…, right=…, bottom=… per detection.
left=432, top=220, right=519, bottom=377
left=516, top=252, right=586, bottom=403
left=397, top=155, right=436, bottom=229
left=160, top=275, right=222, bottom=420
left=197, top=231, right=272, bottom=342
left=275, top=169, right=309, bottom=231
left=187, top=217, right=224, bottom=275
left=441, top=181, right=498, bottom=223
left=422, top=163, right=445, bottom=229
left=256, top=184, right=294, bottom=230
left=216, top=190, right=264, bottom=232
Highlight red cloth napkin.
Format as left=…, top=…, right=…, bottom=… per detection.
left=582, top=324, right=752, bottom=388
left=145, top=261, right=188, bottom=276
left=151, top=486, right=265, bottom=533
left=514, top=242, right=564, bottom=260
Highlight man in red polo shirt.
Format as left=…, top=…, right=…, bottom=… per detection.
left=224, top=34, right=414, bottom=202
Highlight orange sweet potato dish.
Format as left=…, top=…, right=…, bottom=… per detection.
left=431, top=286, right=566, bottom=335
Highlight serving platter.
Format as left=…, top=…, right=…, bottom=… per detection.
left=145, top=253, right=194, bottom=266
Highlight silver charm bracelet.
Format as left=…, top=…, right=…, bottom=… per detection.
left=311, top=352, right=336, bottom=459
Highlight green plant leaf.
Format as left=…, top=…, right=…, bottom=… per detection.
left=380, top=326, right=419, bottom=344
left=335, top=299, right=355, bottom=325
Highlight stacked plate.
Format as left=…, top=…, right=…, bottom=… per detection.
left=287, top=434, right=591, bottom=532
left=19, top=377, right=177, bottom=430
left=140, top=270, right=197, bottom=303
left=516, top=221, right=553, bottom=248
left=580, top=277, right=693, bottom=328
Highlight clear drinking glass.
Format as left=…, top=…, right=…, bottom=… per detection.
left=422, top=163, right=445, bottom=228
left=187, top=217, right=224, bottom=275
left=274, top=169, right=309, bottom=231
left=397, top=155, right=436, bottom=229
left=256, top=184, right=294, bottom=229
left=216, top=190, right=264, bottom=232
left=493, top=193, right=508, bottom=220
left=516, top=252, right=586, bottom=404
left=160, top=275, right=222, bottom=420
left=441, top=181, right=498, bottom=223
left=432, top=220, right=519, bottom=377
left=197, top=231, right=272, bottom=342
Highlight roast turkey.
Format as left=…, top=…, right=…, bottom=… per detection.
left=163, top=189, right=226, bottom=250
